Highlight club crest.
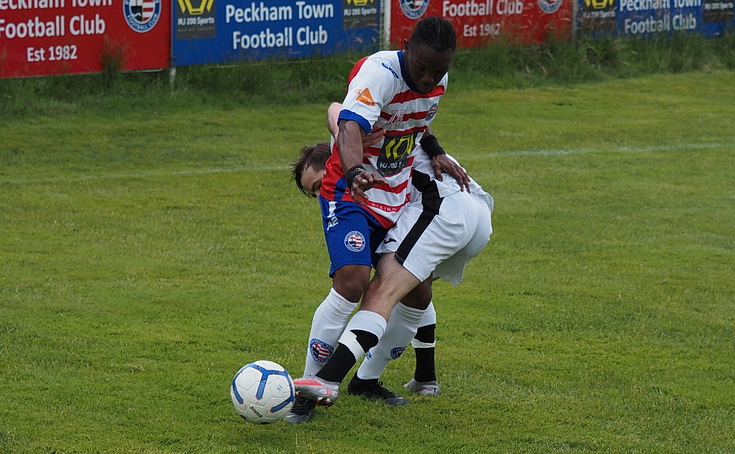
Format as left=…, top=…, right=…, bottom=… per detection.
left=124, top=0, right=162, bottom=33
left=344, top=231, right=366, bottom=252
left=400, top=0, right=431, bottom=19
left=391, top=346, right=407, bottom=359
left=310, top=338, right=334, bottom=363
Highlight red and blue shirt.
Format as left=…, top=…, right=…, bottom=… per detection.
left=320, top=50, right=448, bottom=229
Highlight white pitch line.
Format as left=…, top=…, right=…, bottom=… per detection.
left=476, top=141, right=735, bottom=158
left=1, top=141, right=733, bottom=185
left=0, top=165, right=290, bottom=185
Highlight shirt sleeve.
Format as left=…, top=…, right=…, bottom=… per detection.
left=339, top=55, right=398, bottom=134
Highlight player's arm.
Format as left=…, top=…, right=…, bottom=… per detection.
left=327, top=102, right=385, bottom=146
left=338, top=58, right=390, bottom=202
left=326, top=102, right=342, bottom=139
left=338, top=120, right=385, bottom=203
left=337, top=120, right=365, bottom=170
left=422, top=125, right=471, bottom=192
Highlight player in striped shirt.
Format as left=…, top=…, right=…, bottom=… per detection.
left=287, top=17, right=465, bottom=423
left=292, top=139, right=441, bottom=396
left=291, top=139, right=494, bottom=411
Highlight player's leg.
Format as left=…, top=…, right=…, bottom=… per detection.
left=346, top=304, right=420, bottom=406
left=301, top=264, right=371, bottom=378
left=349, top=278, right=434, bottom=404
left=295, top=192, right=478, bottom=406
left=404, top=302, right=441, bottom=395
left=402, top=191, right=492, bottom=396
left=286, top=199, right=382, bottom=423
left=294, top=254, right=421, bottom=405
left=289, top=267, right=371, bottom=422
left=301, top=199, right=386, bottom=377
left=398, top=282, right=441, bottom=394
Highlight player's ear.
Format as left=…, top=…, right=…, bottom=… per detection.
left=403, top=39, right=409, bottom=51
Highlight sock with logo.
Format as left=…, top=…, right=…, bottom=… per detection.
left=302, top=288, right=357, bottom=377
left=355, top=303, right=427, bottom=380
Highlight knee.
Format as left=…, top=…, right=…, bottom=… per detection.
left=402, top=281, right=432, bottom=310
left=332, top=265, right=371, bottom=302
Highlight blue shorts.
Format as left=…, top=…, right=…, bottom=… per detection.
left=319, top=196, right=387, bottom=277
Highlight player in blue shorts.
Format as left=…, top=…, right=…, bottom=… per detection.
left=287, top=17, right=468, bottom=422
left=286, top=16, right=464, bottom=423
left=293, top=142, right=494, bottom=411
left=292, top=140, right=441, bottom=401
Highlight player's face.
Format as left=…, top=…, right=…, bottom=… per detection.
left=300, top=165, right=326, bottom=197
left=404, top=42, right=454, bottom=94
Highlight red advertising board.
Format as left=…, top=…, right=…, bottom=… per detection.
left=389, top=0, right=572, bottom=48
left=0, top=0, right=170, bottom=78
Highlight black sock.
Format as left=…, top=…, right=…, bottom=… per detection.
left=413, top=324, right=437, bottom=382
left=317, top=330, right=378, bottom=383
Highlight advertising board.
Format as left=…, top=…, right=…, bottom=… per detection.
left=172, top=0, right=381, bottom=66
left=578, top=0, right=735, bottom=37
left=389, top=0, right=572, bottom=48
left=0, top=0, right=170, bottom=78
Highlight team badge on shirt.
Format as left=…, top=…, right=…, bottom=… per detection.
left=344, top=231, right=366, bottom=252
left=425, top=103, right=438, bottom=121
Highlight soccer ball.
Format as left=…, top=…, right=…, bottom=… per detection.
left=230, top=360, right=295, bottom=424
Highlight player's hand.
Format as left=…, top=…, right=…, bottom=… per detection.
left=430, top=154, right=471, bottom=192
left=350, top=171, right=386, bottom=204
left=363, top=126, right=385, bottom=149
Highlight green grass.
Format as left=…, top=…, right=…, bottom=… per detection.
left=1, top=68, right=734, bottom=452
left=2, top=33, right=734, bottom=119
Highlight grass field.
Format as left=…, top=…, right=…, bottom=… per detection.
left=1, top=70, right=734, bottom=453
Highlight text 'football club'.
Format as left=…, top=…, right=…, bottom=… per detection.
left=232, top=25, right=328, bottom=50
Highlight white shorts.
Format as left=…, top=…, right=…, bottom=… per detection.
left=376, top=190, right=493, bottom=286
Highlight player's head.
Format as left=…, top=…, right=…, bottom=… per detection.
left=404, top=16, right=457, bottom=94
left=291, top=142, right=331, bottom=197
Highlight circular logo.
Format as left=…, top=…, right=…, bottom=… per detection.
left=425, top=103, right=438, bottom=121
left=123, top=0, right=161, bottom=33
left=344, top=231, right=366, bottom=252
left=390, top=346, right=407, bottom=360
left=400, top=0, right=431, bottom=19
left=310, top=338, right=334, bottom=363
left=538, top=0, right=563, bottom=14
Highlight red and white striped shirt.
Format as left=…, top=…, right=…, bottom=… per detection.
left=320, top=50, right=448, bottom=229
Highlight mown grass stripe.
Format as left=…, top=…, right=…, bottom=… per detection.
left=2, top=141, right=733, bottom=185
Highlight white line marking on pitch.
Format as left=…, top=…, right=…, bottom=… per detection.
left=1, top=141, right=733, bottom=185
left=476, top=141, right=735, bottom=158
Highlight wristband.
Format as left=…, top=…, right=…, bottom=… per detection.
left=345, top=165, right=367, bottom=188
left=420, top=135, right=446, bottom=158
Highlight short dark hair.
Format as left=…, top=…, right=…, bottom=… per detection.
left=291, top=142, right=331, bottom=197
left=409, top=16, right=457, bottom=52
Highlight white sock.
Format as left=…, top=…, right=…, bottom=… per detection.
left=412, top=302, right=437, bottom=349
left=302, top=288, right=357, bottom=377
left=356, top=303, right=426, bottom=381
left=338, top=310, right=387, bottom=363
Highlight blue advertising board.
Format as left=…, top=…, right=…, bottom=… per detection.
left=172, top=0, right=380, bottom=66
left=577, top=0, right=734, bottom=37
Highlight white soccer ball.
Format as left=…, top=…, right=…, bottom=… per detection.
left=230, top=360, right=295, bottom=424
